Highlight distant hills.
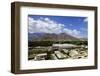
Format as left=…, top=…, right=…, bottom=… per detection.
left=28, top=33, right=87, bottom=41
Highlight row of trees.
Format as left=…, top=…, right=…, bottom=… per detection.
left=28, top=41, right=88, bottom=47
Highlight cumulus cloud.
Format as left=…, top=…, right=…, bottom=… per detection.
left=28, top=17, right=81, bottom=38
left=63, top=28, right=81, bottom=38
left=28, top=17, right=64, bottom=34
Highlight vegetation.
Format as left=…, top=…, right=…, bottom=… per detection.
left=28, top=41, right=88, bottom=47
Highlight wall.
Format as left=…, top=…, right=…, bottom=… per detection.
left=0, top=0, right=100, bottom=76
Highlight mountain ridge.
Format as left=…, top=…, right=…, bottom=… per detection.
left=28, top=33, right=87, bottom=41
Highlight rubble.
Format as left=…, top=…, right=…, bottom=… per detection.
left=29, top=44, right=88, bottom=61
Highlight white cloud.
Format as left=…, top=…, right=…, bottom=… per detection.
left=63, top=28, right=81, bottom=38
left=83, top=18, right=88, bottom=22
left=28, top=17, right=81, bottom=38
left=28, top=17, right=64, bottom=34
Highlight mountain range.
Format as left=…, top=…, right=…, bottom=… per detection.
left=28, top=33, right=87, bottom=41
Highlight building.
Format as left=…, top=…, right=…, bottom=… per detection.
left=52, top=44, right=80, bottom=49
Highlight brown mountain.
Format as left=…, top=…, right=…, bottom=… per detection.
left=28, top=33, right=80, bottom=41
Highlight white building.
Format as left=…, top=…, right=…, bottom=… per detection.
left=52, top=44, right=79, bottom=49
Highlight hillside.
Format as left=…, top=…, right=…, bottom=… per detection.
left=28, top=33, right=81, bottom=41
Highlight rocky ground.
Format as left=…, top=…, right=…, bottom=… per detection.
left=29, top=47, right=88, bottom=61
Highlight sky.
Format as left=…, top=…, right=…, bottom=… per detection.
left=28, top=15, right=88, bottom=38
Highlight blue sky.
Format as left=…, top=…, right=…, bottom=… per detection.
left=28, top=15, right=88, bottom=38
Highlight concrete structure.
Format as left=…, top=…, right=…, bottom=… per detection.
left=50, top=54, right=58, bottom=60
left=55, top=51, right=66, bottom=59
left=34, top=53, right=47, bottom=60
